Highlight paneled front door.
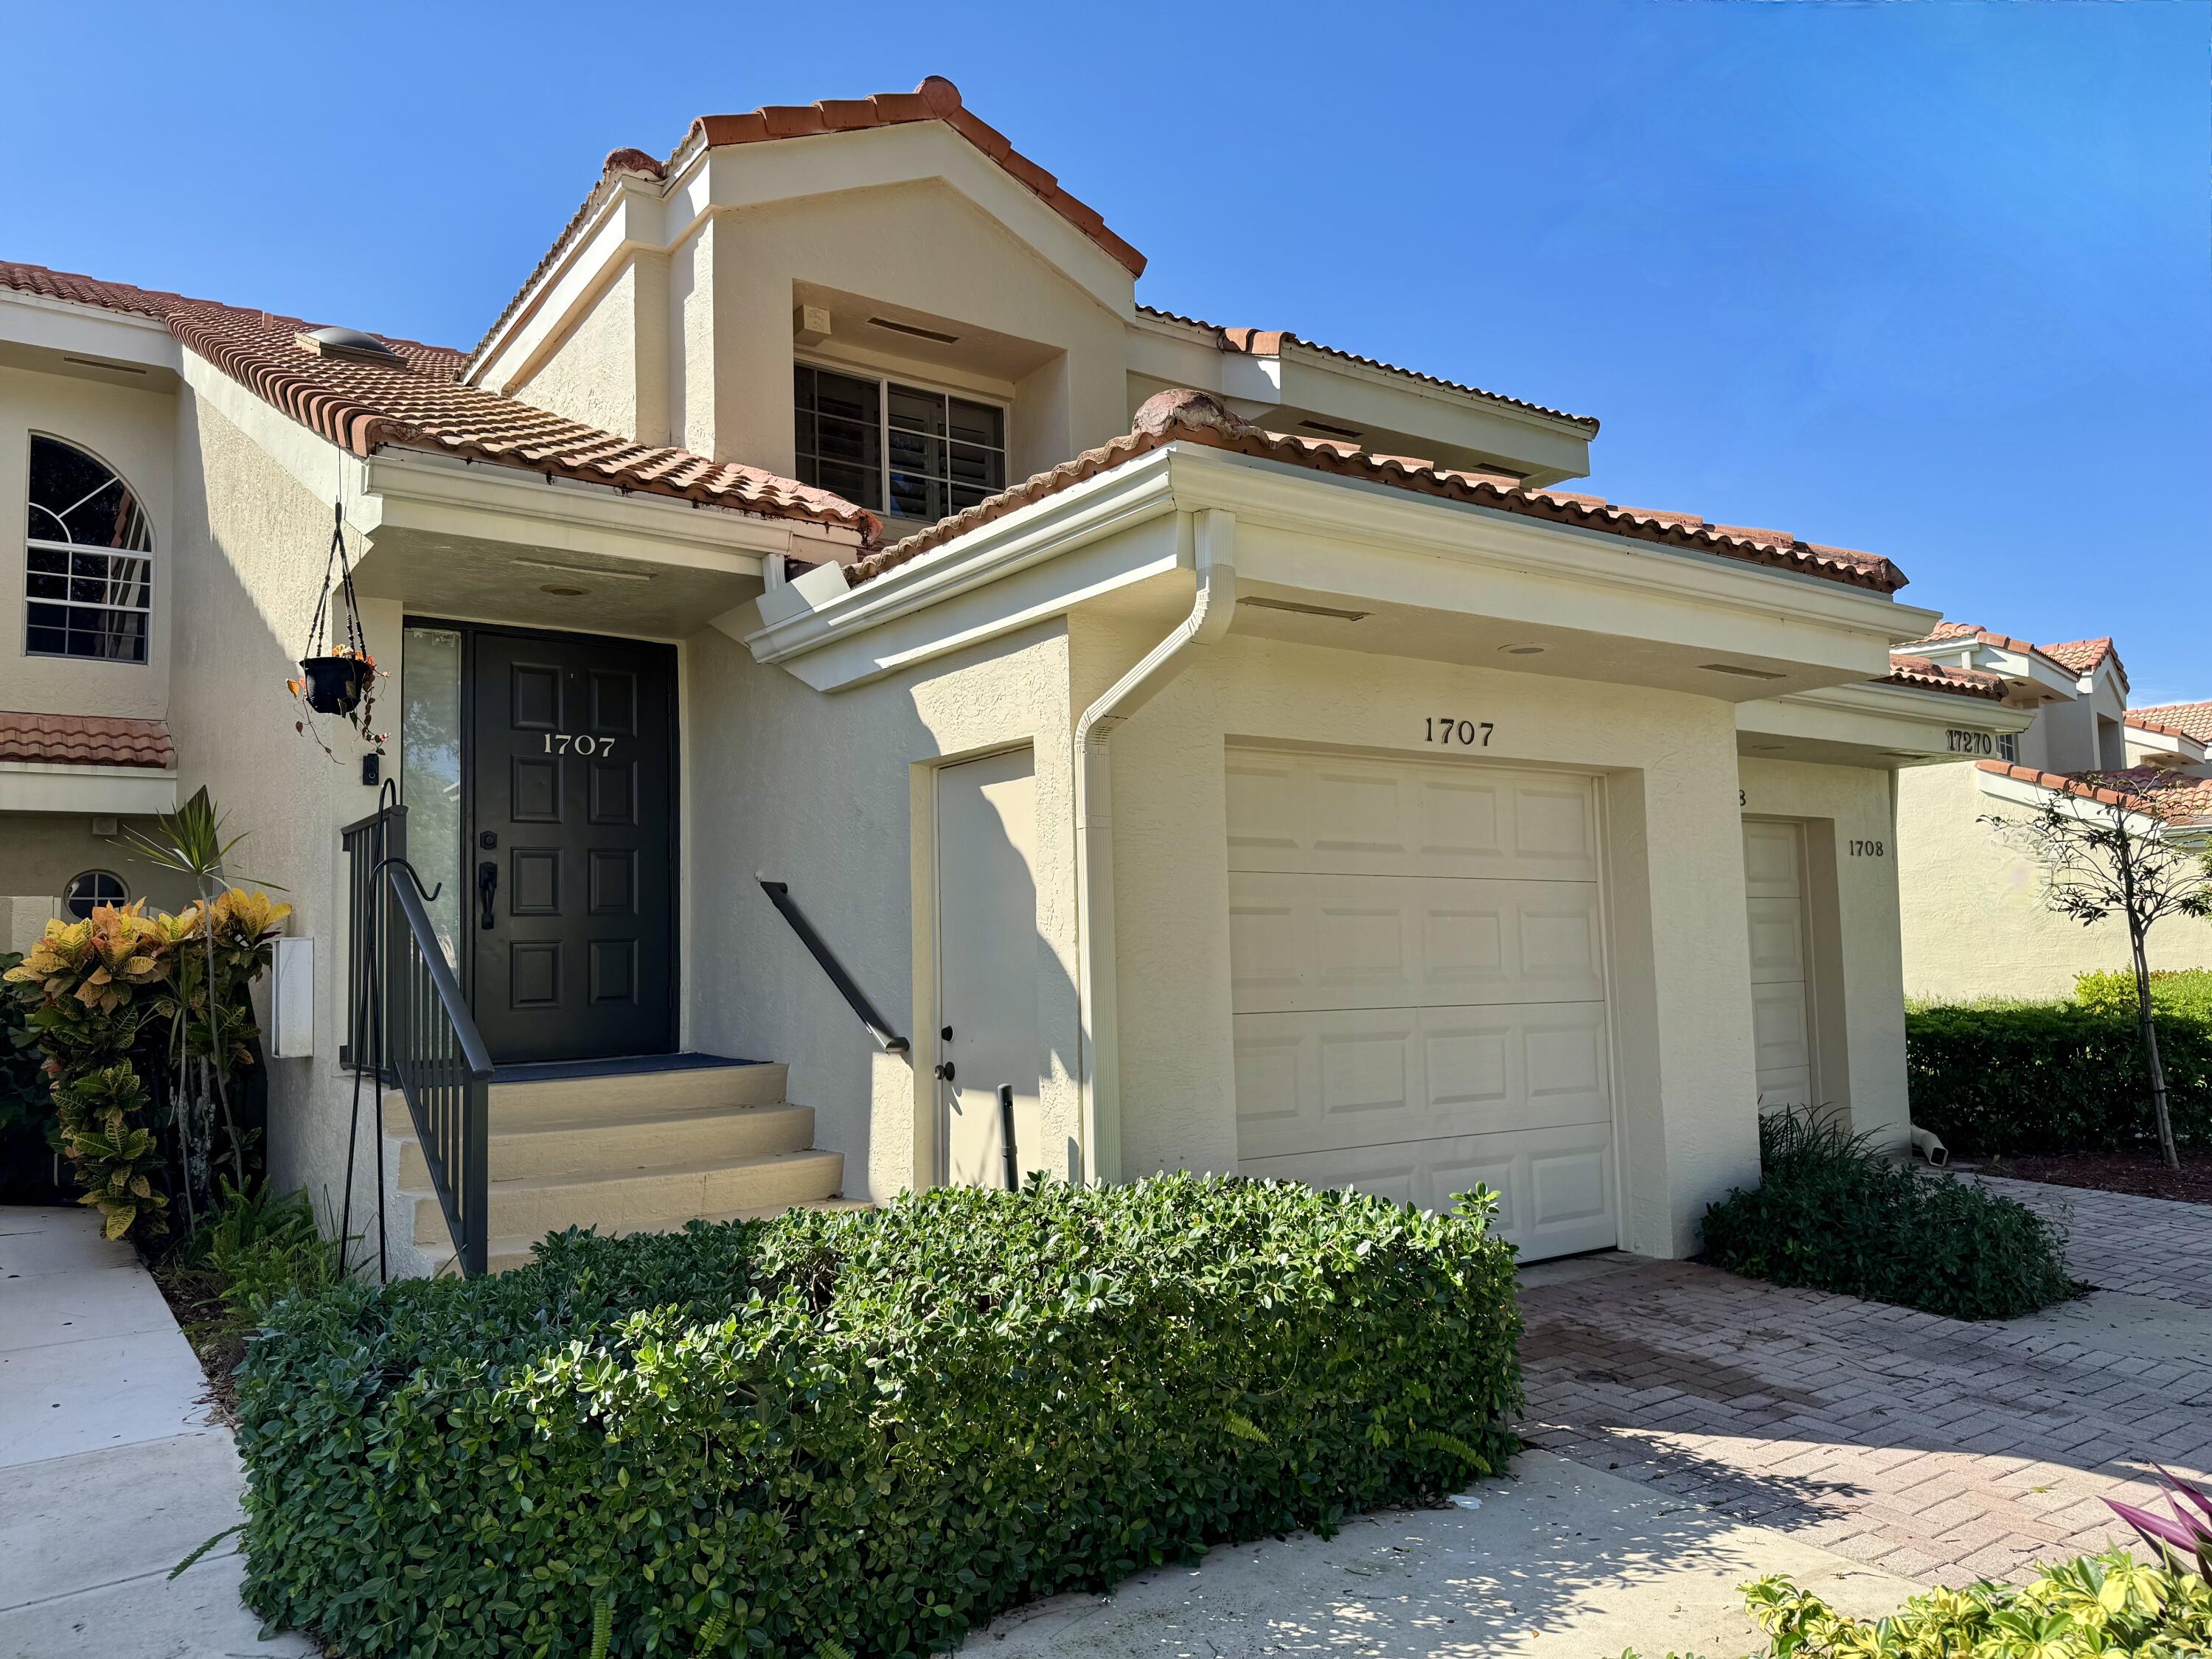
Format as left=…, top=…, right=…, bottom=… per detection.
left=469, top=627, right=677, bottom=1064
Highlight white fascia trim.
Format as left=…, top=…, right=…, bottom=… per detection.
left=0, top=763, right=178, bottom=815
left=361, top=448, right=835, bottom=572
left=1774, top=681, right=2036, bottom=732
left=745, top=453, right=1178, bottom=672
left=473, top=181, right=673, bottom=394
left=1170, top=444, right=1938, bottom=646
left=752, top=439, right=1941, bottom=686
left=0, top=290, right=181, bottom=372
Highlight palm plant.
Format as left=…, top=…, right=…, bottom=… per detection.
left=116, top=788, right=282, bottom=1226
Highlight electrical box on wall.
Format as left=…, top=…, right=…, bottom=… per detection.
left=268, top=936, right=313, bottom=1058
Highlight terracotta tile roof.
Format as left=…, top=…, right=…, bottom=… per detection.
left=1976, top=759, right=2151, bottom=810
left=1898, top=623, right=2074, bottom=678
left=0, top=711, right=173, bottom=769
left=1975, top=761, right=2212, bottom=822
left=2132, top=701, right=2212, bottom=744
left=0, top=261, right=872, bottom=534
left=467, top=77, right=1142, bottom=376
left=846, top=389, right=1907, bottom=594
left=2125, top=712, right=2200, bottom=744
left=1882, top=655, right=2008, bottom=700
left=1137, top=305, right=1600, bottom=433
left=2039, top=636, right=2128, bottom=690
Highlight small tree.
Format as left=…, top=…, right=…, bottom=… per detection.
left=1984, top=773, right=2212, bottom=1169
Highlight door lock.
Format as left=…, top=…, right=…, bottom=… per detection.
left=477, top=860, right=498, bottom=930
left=933, top=1060, right=956, bottom=1082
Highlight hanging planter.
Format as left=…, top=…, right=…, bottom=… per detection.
left=299, top=651, right=372, bottom=715
left=287, top=501, right=386, bottom=757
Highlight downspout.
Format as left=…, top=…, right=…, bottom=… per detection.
left=1073, top=506, right=1237, bottom=1184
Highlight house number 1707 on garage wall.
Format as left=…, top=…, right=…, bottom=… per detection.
left=1425, top=717, right=1495, bottom=748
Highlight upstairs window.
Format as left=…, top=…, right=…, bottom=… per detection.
left=1997, top=731, right=2017, bottom=763
left=25, top=436, right=153, bottom=663
left=795, top=366, right=1006, bottom=524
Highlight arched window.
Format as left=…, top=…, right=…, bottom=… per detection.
left=24, top=436, right=153, bottom=663
left=62, top=869, right=128, bottom=919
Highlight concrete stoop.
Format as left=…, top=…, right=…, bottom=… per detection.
left=380, top=1060, right=852, bottom=1276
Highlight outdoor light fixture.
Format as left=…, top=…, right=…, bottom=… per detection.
left=1498, top=643, right=1546, bottom=655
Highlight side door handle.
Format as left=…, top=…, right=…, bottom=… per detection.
left=477, top=860, right=498, bottom=930
left=933, top=1060, right=956, bottom=1082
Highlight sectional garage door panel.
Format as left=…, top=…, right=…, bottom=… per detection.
left=1225, top=748, right=1617, bottom=1262
left=1226, top=749, right=1601, bottom=882
left=1228, top=873, right=1606, bottom=1014
left=1238, top=1121, right=1617, bottom=1259
left=1233, top=1001, right=1612, bottom=1158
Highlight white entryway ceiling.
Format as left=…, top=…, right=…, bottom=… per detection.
left=1225, top=747, right=1618, bottom=1262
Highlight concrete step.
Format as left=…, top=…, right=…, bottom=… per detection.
left=425, top=1198, right=874, bottom=1277
left=380, top=1060, right=790, bottom=1136
left=395, top=1101, right=816, bottom=1187
left=407, top=1147, right=846, bottom=1247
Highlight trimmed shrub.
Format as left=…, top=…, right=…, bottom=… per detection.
left=235, top=1174, right=1520, bottom=1659
left=1701, top=1112, right=2076, bottom=1320
left=2077, top=967, right=2212, bottom=1020
left=1905, top=1002, right=2212, bottom=1156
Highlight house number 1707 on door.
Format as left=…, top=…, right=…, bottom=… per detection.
left=1425, top=717, right=1495, bottom=748
left=541, top=733, right=616, bottom=757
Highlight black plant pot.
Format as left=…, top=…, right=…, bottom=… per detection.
left=300, top=655, right=369, bottom=716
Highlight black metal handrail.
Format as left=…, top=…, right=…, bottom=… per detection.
left=341, top=799, right=492, bottom=1276
left=339, top=804, right=406, bottom=1071
left=380, top=861, right=493, bottom=1277
left=757, top=877, right=908, bottom=1053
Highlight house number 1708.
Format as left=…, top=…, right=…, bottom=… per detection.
left=542, top=733, right=616, bottom=757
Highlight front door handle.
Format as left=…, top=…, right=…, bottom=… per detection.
left=477, top=860, right=498, bottom=930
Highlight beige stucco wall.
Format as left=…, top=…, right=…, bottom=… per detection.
left=1899, top=763, right=2212, bottom=1002
left=1736, top=756, right=1913, bottom=1152
left=0, top=812, right=199, bottom=947
left=1077, top=622, right=1763, bottom=1260
left=608, top=181, right=1128, bottom=485
left=0, top=361, right=178, bottom=719
left=681, top=615, right=1079, bottom=1206
left=167, top=387, right=399, bottom=1259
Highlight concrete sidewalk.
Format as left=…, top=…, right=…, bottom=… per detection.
left=962, top=1450, right=1920, bottom=1658
left=0, top=1206, right=312, bottom=1659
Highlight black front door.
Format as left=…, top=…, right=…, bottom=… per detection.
left=469, top=627, right=676, bottom=1064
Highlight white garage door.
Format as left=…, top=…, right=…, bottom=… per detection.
left=1225, top=748, right=1618, bottom=1261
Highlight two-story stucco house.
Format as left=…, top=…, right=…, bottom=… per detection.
left=1, top=79, right=2024, bottom=1276
left=1893, top=624, right=2212, bottom=1002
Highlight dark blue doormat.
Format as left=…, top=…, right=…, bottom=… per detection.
left=493, top=1052, right=765, bottom=1084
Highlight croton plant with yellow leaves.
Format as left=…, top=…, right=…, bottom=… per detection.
left=4, top=888, right=290, bottom=1240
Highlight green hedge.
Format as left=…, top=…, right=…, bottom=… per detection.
left=1905, top=1002, right=2212, bottom=1157
left=235, top=1175, right=1521, bottom=1659
left=1702, top=1112, right=2076, bottom=1320
left=2076, top=967, right=2212, bottom=1020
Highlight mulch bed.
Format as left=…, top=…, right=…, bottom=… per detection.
left=147, top=1256, right=246, bottom=1423
left=1978, top=1149, right=2212, bottom=1207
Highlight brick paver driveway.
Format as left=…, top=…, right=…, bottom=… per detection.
left=1518, top=1175, right=2212, bottom=1587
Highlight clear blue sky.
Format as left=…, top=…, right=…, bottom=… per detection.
left=6, top=3, right=2205, bottom=695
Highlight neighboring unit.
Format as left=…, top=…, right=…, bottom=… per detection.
left=1893, top=624, right=2212, bottom=1001
left=1, top=78, right=2024, bottom=1270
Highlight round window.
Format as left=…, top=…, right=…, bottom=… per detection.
left=62, top=869, right=128, bottom=920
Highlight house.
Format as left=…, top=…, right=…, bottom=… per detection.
left=1, top=78, right=2025, bottom=1274
left=1893, top=624, right=2212, bottom=1001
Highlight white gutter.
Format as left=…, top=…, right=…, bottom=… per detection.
left=1073, top=507, right=1237, bottom=1184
